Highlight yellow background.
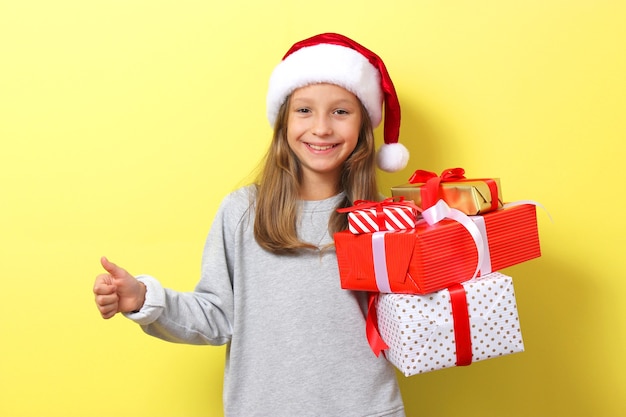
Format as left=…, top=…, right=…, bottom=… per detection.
left=1, top=1, right=624, bottom=416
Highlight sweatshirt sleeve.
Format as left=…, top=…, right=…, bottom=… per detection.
left=124, top=188, right=252, bottom=346
left=122, top=275, right=165, bottom=325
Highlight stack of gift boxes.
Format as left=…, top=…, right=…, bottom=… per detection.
left=333, top=168, right=542, bottom=377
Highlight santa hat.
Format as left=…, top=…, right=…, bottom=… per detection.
left=266, top=33, right=409, bottom=172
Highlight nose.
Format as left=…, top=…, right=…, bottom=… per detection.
left=312, top=114, right=332, bottom=137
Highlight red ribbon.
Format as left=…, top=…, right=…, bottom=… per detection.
left=448, top=284, right=473, bottom=366
left=365, top=286, right=473, bottom=365
left=408, top=167, right=467, bottom=184
left=408, top=167, right=499, bottom=212
left=408, top=168, right=466, bottom=209
left=365, top=293, right=388, bottom=357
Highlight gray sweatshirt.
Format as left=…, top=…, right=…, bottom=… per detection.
left=126, top=186, right=405, bottom=417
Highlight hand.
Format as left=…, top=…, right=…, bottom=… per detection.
left=93, top=257, right=146, bottom=319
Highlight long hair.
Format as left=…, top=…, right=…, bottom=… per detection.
left=254, top=94, right=380, bottom=254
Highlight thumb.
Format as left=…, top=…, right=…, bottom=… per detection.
left=100, top=256, right=130, bottom=280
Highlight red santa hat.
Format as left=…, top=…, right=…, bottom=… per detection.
left=266, top=33, right=409, bottom=172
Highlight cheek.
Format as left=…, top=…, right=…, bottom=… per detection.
left=347, top=139, right=359, bottom=155
left=345, top=125, right=362, bottom=150
left=285, top=126, right=297, bottom=149
left=286, top=118, right=304, bottom=141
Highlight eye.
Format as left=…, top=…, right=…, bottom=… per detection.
left=333, top=109, right=349, bottom=115
left=295, top=107, right=311, bottom=113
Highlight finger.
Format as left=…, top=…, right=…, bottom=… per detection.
left=100, top=256, right=128, bottom=280
left=95, top=292, right=118, bottom=307
left=95, top=294, right=119, bottom=317
left=93, top=275, right=115, bottom=293
left=99, top=303, right=119, bottom=319
left=102, top=311, right=117, bottom=320
left=93, top=285, right=116, bottom=298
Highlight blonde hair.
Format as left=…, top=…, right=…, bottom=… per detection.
left=254, top=94, right=380, bottom=254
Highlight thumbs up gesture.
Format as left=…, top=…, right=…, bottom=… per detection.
left=93, top=257, right=146, bottom=319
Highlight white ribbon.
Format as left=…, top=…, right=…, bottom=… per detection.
left=371, top=231, right=392, bottom=293
left=470, top=215, right=493, bottom=275
left=370, top=199, right=524, bottom=292
left=503, top=200, right=553, bottom=223
left=469, top=199, right=550, bottom=275
left=422, top=199, right=486, bottom=281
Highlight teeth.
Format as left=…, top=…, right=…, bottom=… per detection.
left=308, top=143, right=336, bottom=151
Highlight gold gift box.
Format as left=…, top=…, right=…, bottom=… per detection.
left=391, top=178, right=503, bottom=215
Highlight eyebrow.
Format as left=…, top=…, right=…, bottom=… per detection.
left=290, top=97, right=358, bottom=107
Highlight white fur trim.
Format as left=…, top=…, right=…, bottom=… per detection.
left=266, top=43, right=382, bottom=127
left=376, top=142, right=410, bottom=172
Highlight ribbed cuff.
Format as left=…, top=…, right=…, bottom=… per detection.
left=122, top=275, right=165, bottom=325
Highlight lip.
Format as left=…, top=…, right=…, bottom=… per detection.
left=304, top=142, right=339, bottom=152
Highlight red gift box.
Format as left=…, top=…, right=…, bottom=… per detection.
left=334, top=203, right=540, bottom=294
left=338, top=199, right=419, bottom=234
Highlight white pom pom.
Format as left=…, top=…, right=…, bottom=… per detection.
left=376, top=143, right=410, bottom=172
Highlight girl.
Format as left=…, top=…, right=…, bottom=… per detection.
left=93, top=33, right=410, bottom=417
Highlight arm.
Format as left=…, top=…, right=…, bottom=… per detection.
left=93, top=189, right=248, bottom=346
left=135, top=192, right=243, bottom=345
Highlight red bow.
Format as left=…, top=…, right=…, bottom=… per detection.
left=408, top=167, right=466, bottom=184
left=407, top=167, right=466, bottom=210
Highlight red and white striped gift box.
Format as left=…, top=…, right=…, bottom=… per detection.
left=339, top=199, right=419, bottom=234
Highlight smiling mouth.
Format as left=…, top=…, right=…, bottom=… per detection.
left=306, top=143, right=338, bottom=151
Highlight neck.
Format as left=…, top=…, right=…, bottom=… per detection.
left=299, top=177, right=341, bottom=201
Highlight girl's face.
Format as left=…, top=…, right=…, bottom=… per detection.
left=287, top=83, right=362, bottom=188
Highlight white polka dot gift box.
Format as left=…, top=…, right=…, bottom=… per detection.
left=374, top=272, right=524, bottom=376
